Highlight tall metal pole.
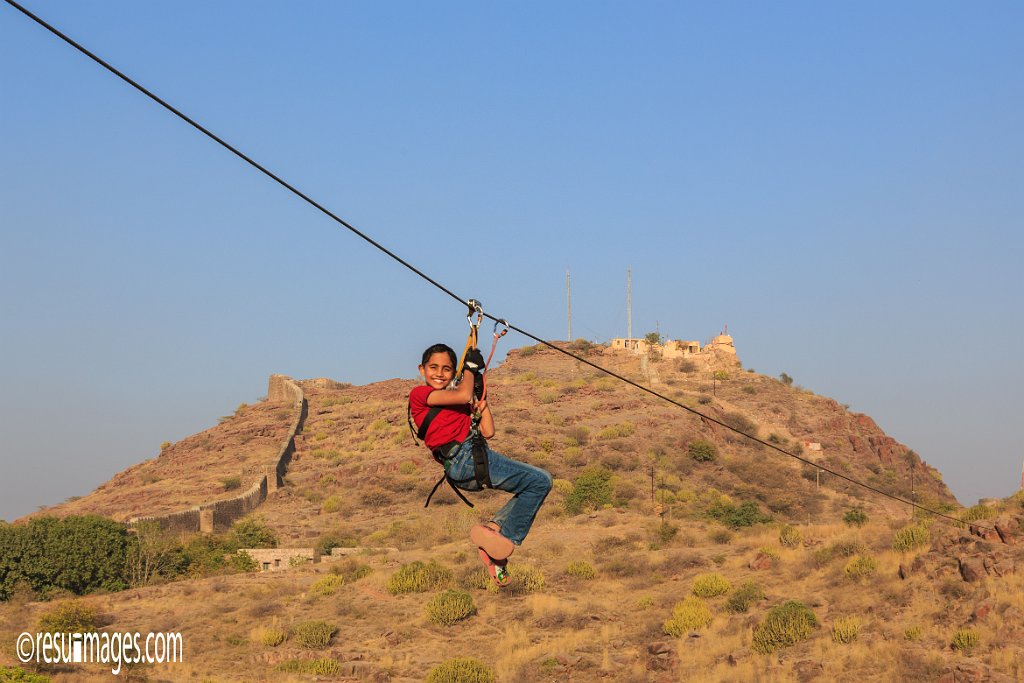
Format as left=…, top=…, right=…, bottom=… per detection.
left=566, top=269, right=572, bottom=341
left=627, top=267, right=632, bottom=340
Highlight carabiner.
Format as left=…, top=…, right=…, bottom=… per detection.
left=493, top=319, right=509, bottom=339
left=466, top=299, right=484, bottom=330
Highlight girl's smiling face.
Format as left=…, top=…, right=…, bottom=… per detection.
left=419, top=351, right=455, bottom=390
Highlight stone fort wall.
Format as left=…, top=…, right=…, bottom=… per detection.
left=128, top=374, right=306, bottom=534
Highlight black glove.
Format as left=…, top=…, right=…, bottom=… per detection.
left=473, top=372, right=485, bottom=400
left=464, top=348, right=486, bottom=374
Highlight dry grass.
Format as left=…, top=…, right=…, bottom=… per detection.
left=9, top=351, right=1018, bottom=681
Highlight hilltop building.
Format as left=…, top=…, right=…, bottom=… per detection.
left=611, top=330, right=737, bottom=360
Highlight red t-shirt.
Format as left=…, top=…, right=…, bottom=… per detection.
left=409, top=385, right=472, bottom=451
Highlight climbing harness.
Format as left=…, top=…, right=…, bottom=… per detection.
left=422, top=428, right=491, bottom=508
left=411, top=299, right=508, bottom=508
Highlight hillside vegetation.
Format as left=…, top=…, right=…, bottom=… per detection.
left=3, top=343, right=1022, bottom=682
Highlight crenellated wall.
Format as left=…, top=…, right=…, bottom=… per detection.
left=128, top=375, right=306, bottom=534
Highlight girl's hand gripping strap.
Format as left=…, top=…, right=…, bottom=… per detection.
left=455, top=299, right=484, bottom=382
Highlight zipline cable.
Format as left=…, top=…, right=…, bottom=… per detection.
left=4, top=0, right=990, bottom=532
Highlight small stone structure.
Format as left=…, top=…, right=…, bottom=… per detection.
left=128, top=374, right=307, bottom=534
left=704, top=333, right=736, bottom=355
left=240, top=548, right=320, bottom=572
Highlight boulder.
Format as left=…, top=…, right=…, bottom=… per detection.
left=749, top=551, right=774, bottom=571
left=995, top=521, right=1020, bottom=545
left=970, top=603, right=992, bottom=622
left=958, top=557, right=986, bottom=583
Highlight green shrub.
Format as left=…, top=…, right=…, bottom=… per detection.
left=725, top=581, right=764, bottom=613
left=1, top=516, right=131, bottom=599
left=598, top=422, right=636, bottom=439
left=564, top=467, right=614, bottom=514
left=310, top=574, right=345, bottom=596
left=565, top=561, right=596, bottom=580
left=779, top=525, right=803, bottom=547
left=227, top=517, right=278, bottom=550
left=0, top=667, right=52, bottom=682
left=291, top=620, right=337, bottom=649
left=751, top=601, right=818, bottom=654
left=960, top=504, right=996, bottom=523
left=566, top=426, right=590, bottom=446
left=843, top=507, right=868, bottom=527
left=688, top=440, right=717, bottom=462
left=904, top=625, right=923, bottom=641
left=426, top=657, right=495, bottom=683
left=691, top=573, right=731, bottom=598
left=258, top=624, right=286, bottom=647
left=36, top=601, right=98, bottom=634
left=315, top=532, right=358, bottom=556
left=486, top=565, right=544, bottom=596
left=386, top=560, right=452, bottom=594
left=828, top=540, right=863, bottom=558
left=552, top=478, right=574, bottom=496
left=663, top=597, right=712, bottom=636
left=321, top=496, right=342, bottom=513
left=329, top=559, right=372, bottom=583
left=654, top=521, right=679, bottom=544
left=221, top=475, right=242, bottom=491
left=832, top=616, right=861, bottom=644
left=425, top=589, right=476, bottom=625
left=951, top=628, right=979, bottom=652
left=707, top=500, right=771, bottom=529
left=844, top=555, right=877, bottom=581
left=892, top=524, right=931, bottom=553
left=709, top=529, right=734, bottom=544
left=721, top=411, right=757, bottom=435
left=276, top=659, right=342, bottom=675
left=563, top=446, right=585, bottom=467
left=673, top=358, right=696, bottom=373
left=172, top=534, right=253, bottom=577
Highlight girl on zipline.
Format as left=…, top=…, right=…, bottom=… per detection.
left=409, top=342, right=552, bottom=586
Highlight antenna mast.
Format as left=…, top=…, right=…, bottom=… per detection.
left=627, top=267, right=632, bottom=340
left=566, top=268, right=572, bottom=341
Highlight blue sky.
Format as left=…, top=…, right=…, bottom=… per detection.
left=2, top=1, right=1021, bottom=522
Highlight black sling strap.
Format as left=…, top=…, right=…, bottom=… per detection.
left=417, top=406, right=441, bottom=441
left=408, top=404, right=442, bottom=445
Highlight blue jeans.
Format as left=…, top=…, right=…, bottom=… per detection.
left=446, top=439, right=552, bottom=546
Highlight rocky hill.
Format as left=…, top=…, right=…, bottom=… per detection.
left=3, top=343, right=1022, bottom=682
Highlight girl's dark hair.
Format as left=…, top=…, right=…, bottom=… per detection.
left=421, top=343, right=457, bottom=368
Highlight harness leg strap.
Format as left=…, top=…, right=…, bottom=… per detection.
left=472, top=434, right=492, bottom=489
left=424, top=473, right=476, bottom=508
